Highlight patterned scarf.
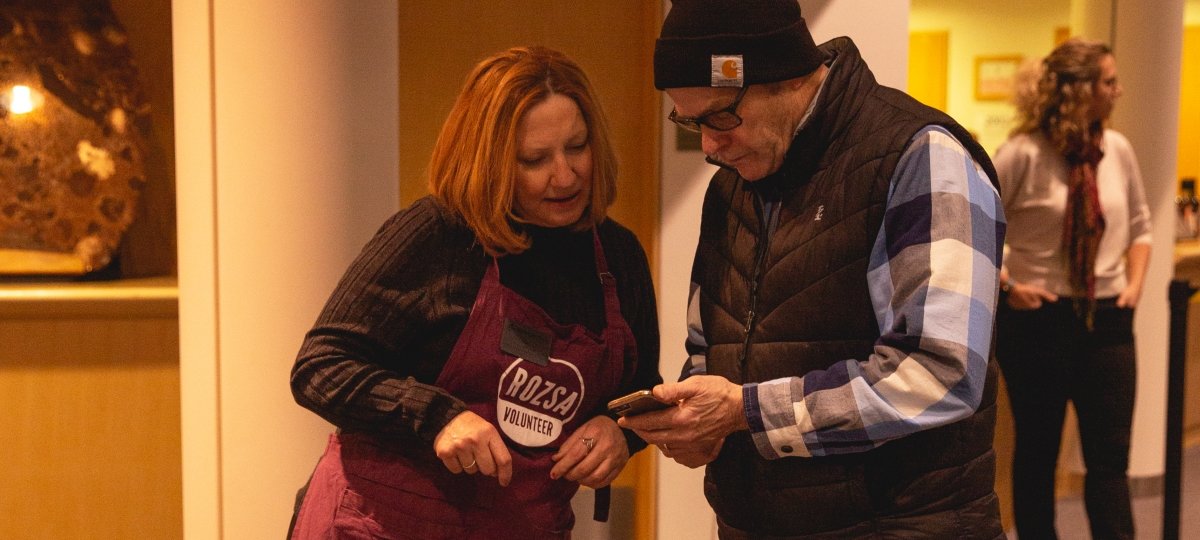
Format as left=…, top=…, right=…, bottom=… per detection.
left=1062, top=137, right=1105, bottom=330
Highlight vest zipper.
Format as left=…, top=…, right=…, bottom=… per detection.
left=740, top=193, right=780, bottom=367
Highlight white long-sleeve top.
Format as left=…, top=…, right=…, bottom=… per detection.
left=994, top=129, right=1153, bottom=298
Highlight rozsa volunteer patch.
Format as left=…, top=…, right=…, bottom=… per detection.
left=496, top=357, right=585, bottom=447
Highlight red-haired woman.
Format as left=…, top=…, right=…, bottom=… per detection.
left=288, top=46, right=660, bottom=539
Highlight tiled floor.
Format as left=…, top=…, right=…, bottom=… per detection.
left=582, top=443, right=1200, bottom=539
left=1008, top=445, right=1200, bottom=539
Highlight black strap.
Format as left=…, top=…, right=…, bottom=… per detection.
left=593, top=485, right=611, bottom=522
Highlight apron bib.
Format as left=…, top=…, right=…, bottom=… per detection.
left=291, top=231, right=636, bottom=540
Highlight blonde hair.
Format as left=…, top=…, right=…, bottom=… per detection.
left=1010, top=38, right=1112, bottom=160
left=428, top=46, right=618, bottom=256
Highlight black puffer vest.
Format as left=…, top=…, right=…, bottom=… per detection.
left=692, top=38, right=1004, bottom=538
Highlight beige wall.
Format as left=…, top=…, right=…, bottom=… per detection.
left=174, top=1, right=400, bottom=538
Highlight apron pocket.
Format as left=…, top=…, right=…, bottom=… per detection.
left=338, top=433, right=495, bottom=511
left=334, top=487, right=469, bottom=540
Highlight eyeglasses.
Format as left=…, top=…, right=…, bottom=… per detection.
left=667, top=86, right=748, bottom=133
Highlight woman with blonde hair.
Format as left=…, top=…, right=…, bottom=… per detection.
left=994, top=38, right=1152, bottom=539
left=288, top=46, right=660, bottom=539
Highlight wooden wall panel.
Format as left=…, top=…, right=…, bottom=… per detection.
left=110, top=0, right=178, bottom=278
left=0, top=313, right=182, bottom=540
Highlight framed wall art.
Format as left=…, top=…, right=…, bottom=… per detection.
left=974, top=55, right=1023, bottom=101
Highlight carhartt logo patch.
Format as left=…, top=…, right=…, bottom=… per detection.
left=711, top=55, right=743, bottom=87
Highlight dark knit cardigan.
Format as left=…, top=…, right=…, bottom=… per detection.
left=291, top=196, right=661, bottom=456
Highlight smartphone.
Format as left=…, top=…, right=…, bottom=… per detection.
left=607, top=389, right=672, bottom=417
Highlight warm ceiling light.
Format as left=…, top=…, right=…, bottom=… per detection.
left=9, top=85, right=35, bottom=114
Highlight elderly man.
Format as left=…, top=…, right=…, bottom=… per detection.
left=621, top=1, right=1008, bottom=537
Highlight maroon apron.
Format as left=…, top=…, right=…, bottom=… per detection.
left=291, top=231, right=636, bottom=539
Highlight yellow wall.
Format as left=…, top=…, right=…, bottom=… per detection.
left=911, top=0, right=1200, bottom=183
left=910, top=0, right=1071, bottom=154
left=1180, top=25, right=1200, bottom=188
left=909, top=31, right=949, bottom=111
left=1184, top=0, right=1200, bottom=190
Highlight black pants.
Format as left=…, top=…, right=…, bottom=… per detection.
left=995, top=297, right=1136, bottom=540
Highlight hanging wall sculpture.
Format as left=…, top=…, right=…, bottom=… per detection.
left=0, top=0, right=151, bottom=276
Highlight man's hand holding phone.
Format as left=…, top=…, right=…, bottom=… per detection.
left=615, top=376, right=748, bottom=469
left=607, top=389, right=672, bottom=417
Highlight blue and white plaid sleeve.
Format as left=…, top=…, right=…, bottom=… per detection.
left=678, top=281, right=708, bottom=380
left=745, top=125, right=1006, bottom=458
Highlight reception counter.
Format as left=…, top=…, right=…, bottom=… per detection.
left=1177, top=239, right=1200, bottom=286
left=1176, top=240, right=1200, bottom=443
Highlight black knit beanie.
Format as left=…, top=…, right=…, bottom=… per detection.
left=654, top=0, right=824, bottom=89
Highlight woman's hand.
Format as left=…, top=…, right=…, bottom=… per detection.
left=1116, top=282, right=1143, bottom=308
left=551, top=416, right=629, bottom=489
left=1118, top=243, right=1152, bottom=309
left=434, top=410, right=513, bottom=486
left=1005, top=281, right=1058, bottom=310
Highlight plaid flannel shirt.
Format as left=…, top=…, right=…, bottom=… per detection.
left=682, top=125, right=1006, bottom=458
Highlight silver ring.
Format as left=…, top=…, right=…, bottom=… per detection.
left=462, top=458, right=477, bottom=470
left=582, top=437, right=596, bottom=452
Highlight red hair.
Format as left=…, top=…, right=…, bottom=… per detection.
left=428, top=46, right=618, bottom=256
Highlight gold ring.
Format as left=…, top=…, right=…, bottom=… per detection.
left=582, top=437, right=596, bottom=452
left=463, top=458, right=477, bottom=470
